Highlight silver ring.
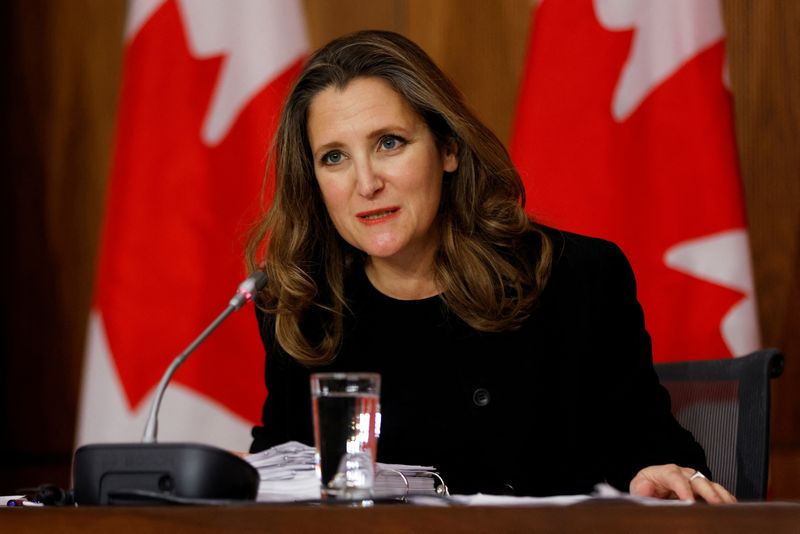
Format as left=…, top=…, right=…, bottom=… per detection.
left=689, top=470, right=707, bottom=482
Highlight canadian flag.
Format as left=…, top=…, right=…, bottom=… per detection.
left=511, top=0, right=760, bottom=361
left=76, top=0, right=308, bottom=450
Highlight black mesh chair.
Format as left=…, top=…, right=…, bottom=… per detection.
left=654, top=348, right=784, bottom=501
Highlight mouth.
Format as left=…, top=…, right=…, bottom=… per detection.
left=357, top=207, right=400, bottom=223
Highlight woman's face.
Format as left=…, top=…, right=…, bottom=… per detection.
left=307, top=77, right=458, bottom=268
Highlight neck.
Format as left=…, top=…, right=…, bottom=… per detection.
left=365, top=256, right=440, bottom=300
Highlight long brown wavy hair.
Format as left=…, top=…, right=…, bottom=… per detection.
left=246, top=30, right=552, bottom=365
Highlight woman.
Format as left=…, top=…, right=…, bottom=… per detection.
left=246, top=30, right=734, bottom=503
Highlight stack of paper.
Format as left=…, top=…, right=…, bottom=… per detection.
left=246, top=441, right=319, bottom=502
left=245, top=441, right=444, bottom=502
left=374, top=462, right=444, bottom=496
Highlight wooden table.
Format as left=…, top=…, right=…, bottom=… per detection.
left=2, top=501, right=800, bottom=533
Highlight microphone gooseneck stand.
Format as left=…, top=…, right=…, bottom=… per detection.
left=72, top=272, right=267, bottom=505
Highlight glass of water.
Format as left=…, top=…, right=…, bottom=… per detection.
left=310, top=372, right=381, bottom=500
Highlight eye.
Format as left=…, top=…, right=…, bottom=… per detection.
left=379, top=135, right=405, bottom=151
left=321, top=150, right=344, bottom=166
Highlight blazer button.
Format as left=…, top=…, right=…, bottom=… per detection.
left=473, top=388, right=490, bottom=407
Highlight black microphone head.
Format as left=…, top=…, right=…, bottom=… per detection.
left=229, top=271, right=267, bottom=310
left=249, top=270, right=268, bottom=291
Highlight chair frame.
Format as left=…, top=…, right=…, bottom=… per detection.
left=654, top=348, right=784, bottom=500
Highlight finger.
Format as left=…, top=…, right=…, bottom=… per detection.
left=690, top=477, right=723, bottom=503
left=710, top=482, right=737, bottom=504
left=720, top=484, right=737, bottom=504
left=629, top=478, right=658, bottom=498
left=690, top=477, right=738, bottom=504
left=680, top=466, right=697, bottom=478
left=660, top=468, right=695, bottom=501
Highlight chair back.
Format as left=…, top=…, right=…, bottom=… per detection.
left=654, top=348, right=784, bottom=500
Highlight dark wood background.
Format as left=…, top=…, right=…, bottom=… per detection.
left=1, top=0, right=798, bottom=498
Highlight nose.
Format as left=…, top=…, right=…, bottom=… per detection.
left=354, top=159, right=384, bottom=198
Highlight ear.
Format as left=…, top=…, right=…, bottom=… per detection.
left=442, top=138, right=459, bottom=173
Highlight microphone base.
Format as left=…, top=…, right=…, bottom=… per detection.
left=72, top=442, right=259, bottom=505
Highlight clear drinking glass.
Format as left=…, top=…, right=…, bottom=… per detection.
left=310, top=372, right=381, bottom=500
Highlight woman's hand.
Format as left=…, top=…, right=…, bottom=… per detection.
left=629, top=464, right=737, bottom=504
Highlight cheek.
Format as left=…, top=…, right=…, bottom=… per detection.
left=425, top=185, right=443, bottom=221
left=396, top=154, right=443, bottom=194
left=417, top=165, right=444, bottom=209
left=316, top=177, right=347, bottom=213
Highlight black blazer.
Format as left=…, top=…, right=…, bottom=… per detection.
left=251, top=227, right=709, bottom=496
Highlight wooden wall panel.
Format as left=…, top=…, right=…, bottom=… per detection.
left=1, top=0, right=799, bottom=499
left=723, top=0, right=800, bottom=348
left=722, top=0, right=800, bottom=497
left=0, top=0, right=125, bottom=492
left=405, top=0, right=532, bottom=143
left=303, top=0, right=403, bottom=45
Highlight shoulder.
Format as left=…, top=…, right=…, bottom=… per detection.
left=536, top=224, right=635, bottom=290
left=528, top=224, right=642, bottom=336
left=539, top=224, right=626, bottom=264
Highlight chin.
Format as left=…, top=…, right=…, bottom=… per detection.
left=358, top=239, right=407, bottom=259
left=362, top=246, right=404, bottom=259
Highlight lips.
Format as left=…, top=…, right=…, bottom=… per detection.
left=356, top=207, right=400, bottom=223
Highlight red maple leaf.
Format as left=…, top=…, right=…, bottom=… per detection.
left=512, top=0, right=748, bottom=360
left=95, top=0, right=301, bottom=421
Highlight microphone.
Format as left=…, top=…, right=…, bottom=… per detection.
left=141, top=271, right=267, bottom=443
left=72, top=272, right=267, bottom=505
